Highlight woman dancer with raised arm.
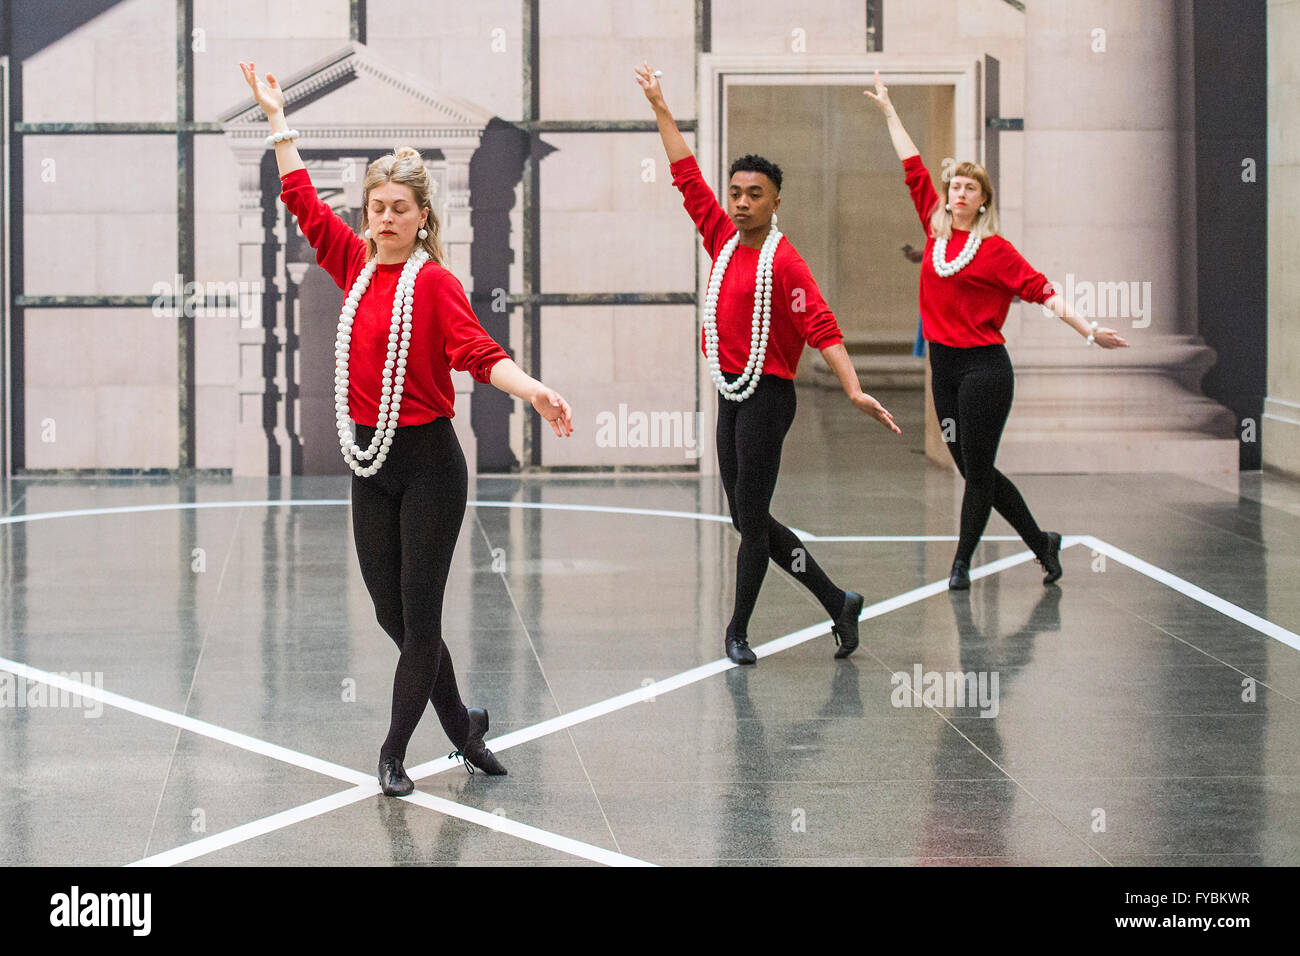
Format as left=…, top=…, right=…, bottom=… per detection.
left=240, top=62, right=574, bottom=796
left=636, top=63, right=902, bottom=665
left=863, top=71, right=1128, bottom=590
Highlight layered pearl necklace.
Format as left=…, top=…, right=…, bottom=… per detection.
left=334, top=248, right=429, bottom=477
left=703, top=226, right=783, bottom=402
left=931, top=230, right=982, bottom=277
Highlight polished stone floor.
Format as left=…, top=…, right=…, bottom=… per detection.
left=2, top=386, right=1298, bottom=866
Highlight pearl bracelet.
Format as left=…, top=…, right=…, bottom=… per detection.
left=1085, top=320, right=1098, bottom=347
left=265, top=129, right=300, bottom=147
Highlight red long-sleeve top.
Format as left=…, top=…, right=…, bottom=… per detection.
left=670, top=155, right=844, bottom=378
left=278, top=168, right=509, bottom=426
left=903, top=155, right=1055, bottom=348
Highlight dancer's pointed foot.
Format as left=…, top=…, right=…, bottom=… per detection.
left=450, top=707, right=507, bottom=776
left=725, top=636, right=757, bottom=665
left=832, top=590, right=865, bottom=659
left=378, top=755, right=414, bottom=796
left=1038, top=531, right=1063, bottom=584
left=948, top=558, right=971, bottom=590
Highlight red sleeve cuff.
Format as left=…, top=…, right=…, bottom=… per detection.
left=473, top=355, right=508, bottom=385
left=669, top=154, right=700, bottom=175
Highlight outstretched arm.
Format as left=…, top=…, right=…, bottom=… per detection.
left=821, top=343, right=902, bottom=434
left=240, top=61, right=303, bottom=177
left=863, top=70, right=919, bottom=162
left=998, top=244, right=1131, bottom=350
left=1042, top=293, right=1129, bottom=349
left=488, top=359, right=574, bottom=437
left=635, top=62, right=691, bottom=163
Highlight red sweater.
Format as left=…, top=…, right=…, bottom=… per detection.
left=278, top=168, right=509, bottom=426
left=903, top=155, right=1055, bottom=348
left=670, top=155, right=844, bottom=378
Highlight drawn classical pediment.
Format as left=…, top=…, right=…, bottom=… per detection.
left=219, top=41, right=495, bottom=150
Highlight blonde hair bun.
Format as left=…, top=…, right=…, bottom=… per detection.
left=361, top=146, right=443, bottom=263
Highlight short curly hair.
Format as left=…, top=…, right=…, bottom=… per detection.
left=728, top=154, right=782, bottom=193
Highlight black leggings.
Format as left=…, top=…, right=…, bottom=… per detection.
left=716, top=373, right=846, bottom=640
left=928, top=342, right=1049, bottom=564
left=350, top=418, right=470, bottom=763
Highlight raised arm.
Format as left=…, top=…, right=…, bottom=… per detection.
left=636, top=62, right=732, bottom=256
left=863, top=70, right=919, bottom=162
left=635, top=62, right=691, bottom=163
left=240, top=61, right=303, bottom=177
left=241, top=60, right=365, bottom=288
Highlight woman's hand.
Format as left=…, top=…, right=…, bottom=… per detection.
left=634, top=61, right=668, bottom=113
left=862, top=69, right=894, bottom=115
left=531, top=386, right=574, bottom=437
left=1093, top=327, right=1129, bottom=349
left=239, top=61, right=285, bottom=116
left=851, top=391, right=902, bottom=434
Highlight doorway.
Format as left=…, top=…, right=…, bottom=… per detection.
left=697, top=55, right=982, bottom=474
left=725, top=82, right=955, bottom=366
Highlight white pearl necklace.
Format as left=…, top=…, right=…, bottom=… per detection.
left=703, top=226, right=783, bottom=402
left=931, top=231, right=982, bottom=277
left=334, top=248, right=429, bottom=477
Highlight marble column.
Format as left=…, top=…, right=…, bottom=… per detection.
left=436, top=148, right=480, bottom=477
left=234, top=149, right=274, bottom=477
left=1264, top=0, right=1300, bottom=477
left=440, top=146, right=476, bottom=280
left=286, top=261, right=310, bottom=474
left=999, top=0, right=1238, bottom=477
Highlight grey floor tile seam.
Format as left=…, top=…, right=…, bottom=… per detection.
left=1089, top=581, right=1300, bottom=711
left=790, top=557, right=1115, bottom=865
left=735, top=527, right=1114, bottom=864
left=649, top=856, right=1102, bottom=865
left=1147, top=489, right=1299, bottom=551
left=859, top=634, right=1117, bottom=864
left=140, top=503, right=246, bottom=860
left=469, top=508, right=625, bottom=857
left=1241, top=475, right=1300, bottom=517
left=4, top=486, right=29, bottom=517
left=1002, top=773, right=1300, bottom=782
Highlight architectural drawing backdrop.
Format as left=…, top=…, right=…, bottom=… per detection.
left=2, top=1, right=1293, bottom=479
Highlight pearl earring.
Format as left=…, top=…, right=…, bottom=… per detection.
left=771, top=213, right=778, bottom=226
left=364, top=227, right=372, bottom=239
left=979, top=205, right=986, bottom=214
left=945, top=203, right=951, bottom=212
left=418, top=227, right=428, bottom=239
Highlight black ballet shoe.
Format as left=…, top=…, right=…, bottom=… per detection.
left=948, top=559, right=971, bottom=590
left=725, top=636, right=757, bottom=665
left=831, top=590, right=865, bottom=659
left=1038, top=532, right=1063, bottom=584
left=449, top=707, right=508, bottom=776
left=377, top=755, right=414, bottom=797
